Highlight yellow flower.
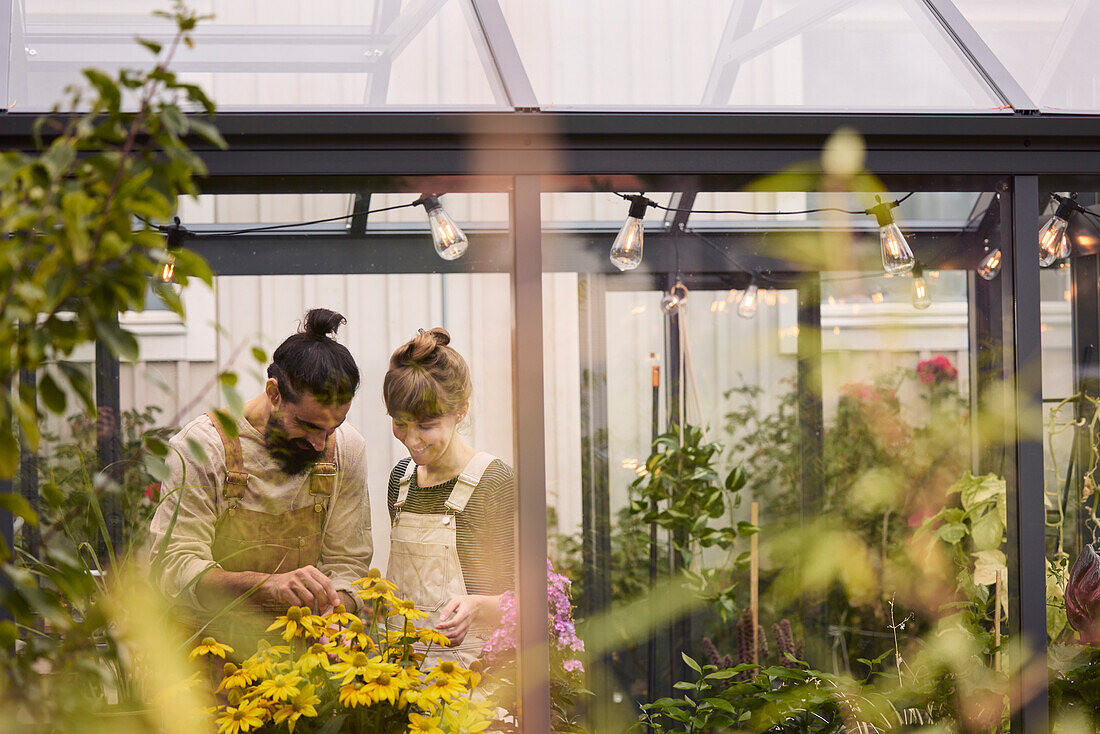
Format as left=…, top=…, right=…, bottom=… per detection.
left=408, top=712, right=445, bottom=734
left=272, top=682, right=320, bottom=733
left=417, top=628, right=451, bottom=648
left=338, top=682, right=373, bottom=708
left=267, top=606, right=325, bottom=641
left=324, top=603, right=359, bottom=627
left=294, top=643, right=331, bottom=673
left=218, top=662, right=255, bottom=691
left=215, top=699, right=265, bottom=734
left=418, top=674, right=467, bottom=704
left=328, top=650, right=385, bottom=686
left=254, top=671, right=303, bottom=702
left=442, top=699, right=493, bottom=733
left=362, top=671, right=405, bottom=705
left=389, top=599, right=431, bottom=622
left=426, top=660, right=462, bottom=683
left=337, top=618, right=375, bottom=650
left=190, top=636, right=234, bottom=661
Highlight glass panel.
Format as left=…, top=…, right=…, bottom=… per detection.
left=24, top=186, right=517, bottom=731
left=8, top=0, right=506, bottom=112
left=504, top=0, right=1003, bottom=110
left=1042, top=191, right=1098, bottom=724
left=954, top=0, right=1100, bottom=113
left=544, top=183, right=1018, bottom=731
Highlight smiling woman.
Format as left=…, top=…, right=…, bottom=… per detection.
left=382, top=328, right=516, bottom=668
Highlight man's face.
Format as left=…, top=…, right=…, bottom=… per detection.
left=265, top=390, right=351, bottom=475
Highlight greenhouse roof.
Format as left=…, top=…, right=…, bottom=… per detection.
left=4, top=0, right=1100, bottom=116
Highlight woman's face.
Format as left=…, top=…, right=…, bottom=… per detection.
left=391, top=412, right=461, bottom=469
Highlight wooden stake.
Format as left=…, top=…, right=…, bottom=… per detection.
left=994, top=569, right=1003, bottom=672
left=750, top=501, right=759, bottom=665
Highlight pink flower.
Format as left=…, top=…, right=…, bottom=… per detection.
left=563, top=659, right=584, bottom=673
left=144, top=483, right=161, bottom=502
left=916, top=355, right=958, bottom=385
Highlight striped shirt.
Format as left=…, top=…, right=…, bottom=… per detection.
left=387, top=457, right=516, bottom=596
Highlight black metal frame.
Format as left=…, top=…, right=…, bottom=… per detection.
left=6, top=108, right=1100, bottom=733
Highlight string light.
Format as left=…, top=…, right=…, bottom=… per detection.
left=1039, top=193, right=1078, bottom=267
left=977, top=247, right=1001, bottom=280
left=660, top=280, right=689, bottom=313
left=911, top=262, right=932, bottom=310
left=157, top=216, right=188, bottom=282
left=738, top=277, right=759, bottom=319
left=415, top=194, right=468, bottom=261
left=611, top=195, right=654, bottom=271
left=867, top=195, right=914, bottom=275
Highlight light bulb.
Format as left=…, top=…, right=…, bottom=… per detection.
left=738, top=281, right=758, bottom=319
left=611, top=195, right=651, bottom=272
left=660, top=281, right=689, bottom=313
left=417, top=195, right=468, bottom=260
left=911, top=266, right=931, bottom=310
left=977, top=248, right=1001, bottom=280
left=1039, top=194, right=1078, bottom=267
left=867, top=196, right=914, bottom=275
left=159, top=253, right=176, bottom=283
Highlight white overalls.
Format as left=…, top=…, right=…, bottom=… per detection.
left=386, top=451, right=497, bottom=668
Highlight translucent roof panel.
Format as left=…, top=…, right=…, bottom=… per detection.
left=6, top=0, right=507, bottom=112
left=501, top=0, right=1005, bottom=111
left=953, top=0, right=1100, bottom=113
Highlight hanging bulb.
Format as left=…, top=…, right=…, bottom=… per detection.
left=911, top=263, right=932, bottom=310
left=660, top=281, right=689, bottom=313
left=158, top=216, right=187, bottom=283
left=416, top=194, right=468, bottom=261
left=610, top=195, right=652, bottom=272
left=1039, top=194, right=1078, bottom=267
left=867, top=195, right=914, bottom=276
left=738, top=279, right=759, bottom=319
left=977, top=248, right=1001, bottom=280
left=159, top=253, right=176, bottom=283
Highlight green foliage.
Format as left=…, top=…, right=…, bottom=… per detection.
left=0, top=0, right=221, bottom=482
left=23, top=405, right=176, bottom=557
left=627, top=423, right=750, bottom=620
left=0, top=6, right=221, bottom=730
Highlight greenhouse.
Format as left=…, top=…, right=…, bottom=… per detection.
left=4, top=1, right=1100, bottom=732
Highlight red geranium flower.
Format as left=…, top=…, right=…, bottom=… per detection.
left=144, top=483, right=161, bottom=502
left=916, top=355, right=958, bottom=385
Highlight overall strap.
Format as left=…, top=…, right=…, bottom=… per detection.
left=206, top=411, right=248, bottom=506
left=308, top=435, right=338, bottom=513
left=445, top=452, right=496, bottom=514
left=394, top=458, right=416, bottom=509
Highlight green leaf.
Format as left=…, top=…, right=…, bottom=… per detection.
left=94, top=319, right=140, bottom=362
left=136, top=37, right=163, bottom=55
left=704, top=697, right=738, bottom=714
left=83, top=68, right=121, bottom=111
left=682, top=652, right=702, bottom=673
left=251, top=347, right=268, bottom=364
left=218, top=371, right=238, bottom=387
left=211, top=410, right=238, bottom=440
left=0, top=493, right=38, bottom=525
left=38, top=371, right=67, bottom=414
left=145, top=435, right=170, bottom=458
left=0, top=431, right=17, bottom=478
left=935, top=522, right=967, bottom=545
left=143, top=453, right=170, bottom=483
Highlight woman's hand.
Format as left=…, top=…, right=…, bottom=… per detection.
left=436, top=594, right=501, bottom=645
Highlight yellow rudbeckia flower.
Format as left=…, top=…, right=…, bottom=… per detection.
left=190, top=636, right=234, bottom=661
left=338, top=682, right=373, bottom=708
left=218, top=662, right=255, bottom=691
left=417, top=628, right=451, bottom=648
left=272, top=682, right=320, bottom=733
left=362, top=671, right=405, bottom=705
left=266, top=606, right=325, bottom=641
left=408, top=712, right=445, bottom=734
left=255, top=671, right=303, bottom=702
left=215, top=699, right=265, bottom=734
left=390, top=599, right=431, bottom=622
left=324, top=603, right=359, bottom=627
left=328, top=650, right=385, bottom=685
left=418, top=674, right=467, bottom=704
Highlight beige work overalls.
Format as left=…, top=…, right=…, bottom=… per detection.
left=387, top=451, right=496, bottom=668
left=196, top=411, right=337, bottom=649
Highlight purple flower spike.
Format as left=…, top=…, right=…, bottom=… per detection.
left=1067, top=544, right=1100, bottom=643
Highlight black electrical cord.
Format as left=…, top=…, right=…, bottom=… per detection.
left=138, top=200, right=421, bottom=238
left=615, top=191, right=914, bottom=217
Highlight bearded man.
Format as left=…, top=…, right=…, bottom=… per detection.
left=150, top=308, right=372, bottom=636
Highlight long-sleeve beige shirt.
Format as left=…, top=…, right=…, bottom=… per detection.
left=149, top=413, right=372, bottom=612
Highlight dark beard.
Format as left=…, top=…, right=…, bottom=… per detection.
left=265, top=413, right=322, bottom=475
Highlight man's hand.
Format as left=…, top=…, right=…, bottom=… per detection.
left=260, top=566, right=339, bottom=614
left=436, top=594, right=501, bottom=645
